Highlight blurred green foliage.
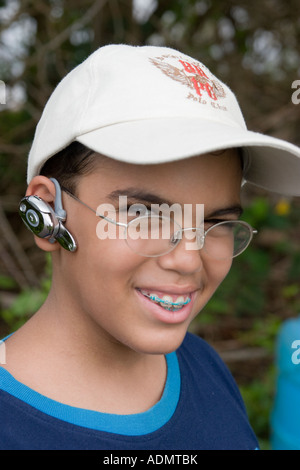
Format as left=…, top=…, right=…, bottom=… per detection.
left=240, top=365, right=276, bottom=450
left=1, top=254, right=52, bottom=330
left=0, top=0, right=300, bottom=450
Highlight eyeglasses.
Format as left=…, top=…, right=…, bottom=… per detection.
left=62, top=187, right=257, bottom=260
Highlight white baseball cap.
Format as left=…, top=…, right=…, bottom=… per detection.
left=27, top=44, right=300, bottom=196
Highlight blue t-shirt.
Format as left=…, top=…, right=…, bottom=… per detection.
left=0, top=332, right=258, bottom=450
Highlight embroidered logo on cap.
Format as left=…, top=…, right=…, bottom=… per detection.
left=149, top=54, right=227, bottom=110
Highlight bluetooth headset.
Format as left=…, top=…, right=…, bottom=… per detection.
left=19, top=178, right=77, bottom=252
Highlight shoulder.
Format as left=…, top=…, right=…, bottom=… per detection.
left=177, top=331, right=235, bottom=378
left=0, top=387, right=31, bottom=450
left=177, top=332, right=246, bottom=408
left=173, top=333, right=259, bottom=449
left=178, top=331, right=226, bottom=365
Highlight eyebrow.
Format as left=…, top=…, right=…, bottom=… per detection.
left=107, top=187, right=243, bottom=218
left=107, top=188, right=174, bottom=206
left=205, top=205, right=244, bottom=219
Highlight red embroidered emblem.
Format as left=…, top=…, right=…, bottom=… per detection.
left=149, top=54, right=226, bottom=107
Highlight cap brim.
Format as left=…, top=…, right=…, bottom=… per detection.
left=77, top=117, right=300, bottom=196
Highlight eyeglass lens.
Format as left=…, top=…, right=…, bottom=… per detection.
left=125, top=216, right=252, bottom=259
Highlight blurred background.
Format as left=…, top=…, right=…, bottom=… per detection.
left=0, top=0, right=300, bottom=449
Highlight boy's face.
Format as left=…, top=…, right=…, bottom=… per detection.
left=56, top=150, right=243, bottom=354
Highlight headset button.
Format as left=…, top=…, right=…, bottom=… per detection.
left=26, top=209, right=39, bottom=227
left=19, top=203, right=27, bottom=213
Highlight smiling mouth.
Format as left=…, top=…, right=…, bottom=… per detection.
left=138, top=289, right=191, bottom=312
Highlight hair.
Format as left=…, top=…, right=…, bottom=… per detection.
left=40, top=142, right=99, bottom=195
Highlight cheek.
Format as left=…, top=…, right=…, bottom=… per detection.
left=71, top=222, right=143, bottom=295
left=61, top=236, right=144, bottom=333
left=190, top=258, right=232, bottom=324
left=205, top=257, right=232, bottom=291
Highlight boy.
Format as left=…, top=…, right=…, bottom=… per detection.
left=0, top=44, right=299, bottom=450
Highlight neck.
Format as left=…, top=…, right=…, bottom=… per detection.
left=3, top=288, right=167, bottom=415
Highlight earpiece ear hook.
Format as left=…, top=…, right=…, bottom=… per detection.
left=50, top=177, right=67, bottom=221
left=49, top=177, right=77, bottom=251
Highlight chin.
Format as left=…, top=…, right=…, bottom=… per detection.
left=128, top=327, right=188, bottom=356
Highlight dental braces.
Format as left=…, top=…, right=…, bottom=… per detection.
left=143, top=292, right=191, bottom=308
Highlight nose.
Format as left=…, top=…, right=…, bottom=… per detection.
left=157, top=232, right=204, bottom=274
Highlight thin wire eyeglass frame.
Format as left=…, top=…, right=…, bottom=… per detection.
left=61, top=186, right=257, bottom=259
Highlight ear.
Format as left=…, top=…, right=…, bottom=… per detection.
left=25, top=176, right=60, bottom=252
left=26, top=175, right=56, bottom=204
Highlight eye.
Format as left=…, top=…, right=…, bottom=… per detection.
left=204, top=218, right=239, bottom=231
left=125, top=203, right=152, bottom=219
left=204, top=219, right=225, bottom=229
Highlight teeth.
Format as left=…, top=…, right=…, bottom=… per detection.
left=159, top=295, right=173, bottom=308
left=141, top=290, right=191, bottom=311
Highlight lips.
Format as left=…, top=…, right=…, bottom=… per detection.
left=136, top=286, right=196, bottom=312
left=135, top=287, right=197, bottom=325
